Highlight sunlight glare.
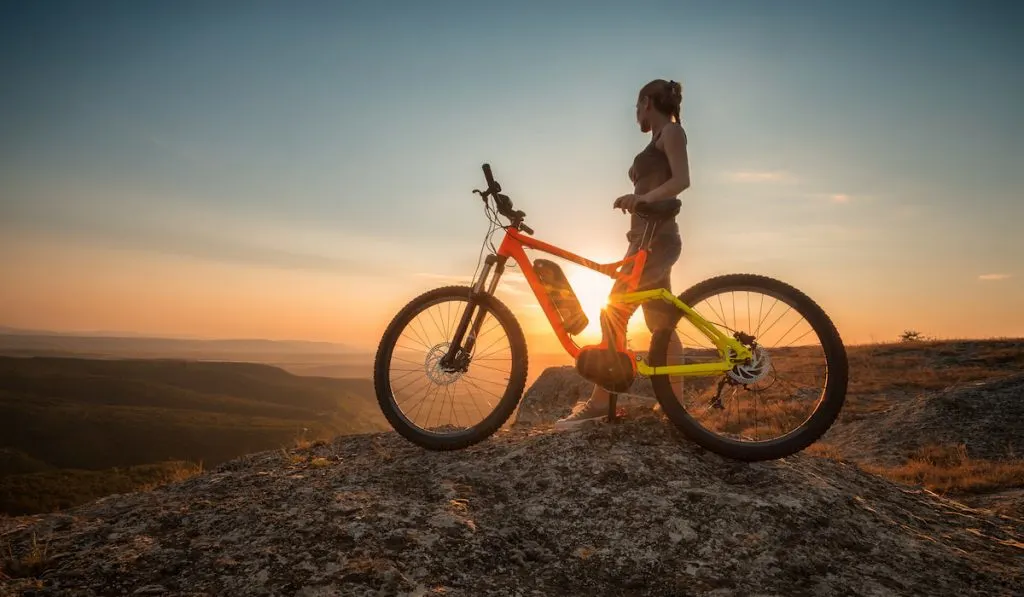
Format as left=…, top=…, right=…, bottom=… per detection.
left=566, top=268, right=615, bottom=340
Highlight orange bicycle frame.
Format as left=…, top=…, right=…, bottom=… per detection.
left=494, top=227, right=647, bottom=358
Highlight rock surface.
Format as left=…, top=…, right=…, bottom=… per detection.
left=512, top=365, right=656, bottom=427
left=823, top=372, right=1024, bottom=465
left=2, top=409, right=1022, bottom=596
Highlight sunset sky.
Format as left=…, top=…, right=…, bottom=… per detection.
left=2, top=1, right=1022, bottom=353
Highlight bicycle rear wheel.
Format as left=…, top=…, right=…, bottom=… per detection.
left=373, top=285, right=528, bottom=450
left=648, top=274, right=848, bottom=461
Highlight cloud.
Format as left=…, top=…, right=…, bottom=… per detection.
left=978, top=273, right=1012, bottom=281
left=804, top=192, right=857, bottom=204
left=728, top=170, right=798, bottom=183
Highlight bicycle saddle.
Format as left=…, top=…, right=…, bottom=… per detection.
left=635, top=198, right=681, bottom=220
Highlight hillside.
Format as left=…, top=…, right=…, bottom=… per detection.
left=2, top=412, right=1022, bottom=596
left=0, top=331, right=374, bottom=381
left=810, top=340, right=1024, bottom=519
left=0, top=356, right=388, bottom=515
left=0, top=330, right=360, bottom=357
left=820, top=372, right=1024, bottom=466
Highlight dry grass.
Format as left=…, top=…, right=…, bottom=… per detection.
left=661, top=339, right=1024, bottom=449
left=1, top=532, right=52, bottom=581
left=813, top=339, right=1024, bottom=500
left=677, top=338, right=1024, bottom=504
left=136, top=461, right=203, bottom=492
left=841, top=339, right=1024, bottom=418
left=862, top=444, right=1024, bottom=496
left=802, top=441, right=846, bottom=462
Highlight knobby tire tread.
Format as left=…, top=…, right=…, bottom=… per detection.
left=649, top=274, right=848, bottom=461
left=373, top=285, right=528, bottom=451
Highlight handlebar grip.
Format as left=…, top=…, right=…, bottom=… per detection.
left=482, top=163, right=495, bottom=189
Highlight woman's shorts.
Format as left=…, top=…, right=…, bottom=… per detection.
left=610, top=232, right=683, bottom=331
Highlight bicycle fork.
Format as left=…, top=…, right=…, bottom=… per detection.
left=439, top=254, right=507, bottom=371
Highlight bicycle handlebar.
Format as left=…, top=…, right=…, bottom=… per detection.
left=482, top=163, right=499, bottom=193
left=475, top=163, right=531, bottom=234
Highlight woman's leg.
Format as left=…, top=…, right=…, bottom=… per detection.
left=640, top=234, right=686, bottom=401
left=553, top=244, right=641, bottom=427
left=555, top=233, right=683, bottom=427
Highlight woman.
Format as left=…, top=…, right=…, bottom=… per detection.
left=555, top=78, right=690, bottom=428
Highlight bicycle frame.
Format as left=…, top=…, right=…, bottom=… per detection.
left=453, top=225, right=753, bottom=378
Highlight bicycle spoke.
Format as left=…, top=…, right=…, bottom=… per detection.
left=469, top=361, right=513, bottom=374
left=426, top=307, right=446, bottom=343
left=754, top=298, right=778, bottom=337
left=386, top=294, right=516, bottom=438
left=404, top=325, right=432, bottom=353
left=731, top=292, right=737, bottom=334
left=398, top=333, right=431, bottom=352
left=704, top=301, right=728, bottom=330
left=746, top=292, right=752, bottom=341
left=391, top=355, right=425, bottom=367
left=757, top=304, right=793, bottom=342
left=459, top=379, right=490, bottom=423
left=777, top=327, right=816, bottom=349
left=666, top=284, right=832, bottom=447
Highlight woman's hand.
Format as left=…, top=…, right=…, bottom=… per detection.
left=613, top=193, right=647, bottom=213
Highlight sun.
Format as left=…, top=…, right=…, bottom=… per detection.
left=565, top=269, right=615, bottom=339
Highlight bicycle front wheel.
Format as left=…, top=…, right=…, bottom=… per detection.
left=373, top=285, right=528, bottom=451
left=648, top=274, right=848, bottom=461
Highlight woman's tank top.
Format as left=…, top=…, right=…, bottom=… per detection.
left=628, top=126, right=685, bottom=243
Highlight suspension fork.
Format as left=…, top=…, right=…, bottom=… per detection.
left=440, top=254, right=507, bottom=370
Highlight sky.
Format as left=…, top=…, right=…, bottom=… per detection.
left=1, top=0, right=1022, bottom=352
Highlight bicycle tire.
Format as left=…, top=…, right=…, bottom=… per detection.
left=373, top=285, right=529, bottom=451
left=648, top=274, right=848, bottom=461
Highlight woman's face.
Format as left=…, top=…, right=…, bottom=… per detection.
left=635, top=94, right=652, bottom=133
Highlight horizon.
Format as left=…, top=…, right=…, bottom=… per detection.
left=2, top=1, right=1022, bottom=354
left=2, top=322, right=1020, bottom=352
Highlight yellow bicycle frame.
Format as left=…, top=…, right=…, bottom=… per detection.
left=495, top=226, right=753, bottom=379
left=612, top=288, right=753, bottom=377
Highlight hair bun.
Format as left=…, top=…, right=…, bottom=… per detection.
left=668, top=80, right=682, bottom=99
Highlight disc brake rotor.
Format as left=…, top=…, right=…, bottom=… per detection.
left=727, top=344, right=772, bottom=384
left=424, top=342, right=464, bottom=386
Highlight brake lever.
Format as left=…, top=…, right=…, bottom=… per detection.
left=520, top=223, right=534, bottom=235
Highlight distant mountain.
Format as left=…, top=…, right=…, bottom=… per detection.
left=0, top=329, right=366, bottom=359
left=0, top=355, right=389, bottom=514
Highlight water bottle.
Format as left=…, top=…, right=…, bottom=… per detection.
left=533, top=259, right=589, bottom=335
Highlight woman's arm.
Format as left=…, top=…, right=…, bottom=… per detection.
left=638, top=125, right=690, bottom=202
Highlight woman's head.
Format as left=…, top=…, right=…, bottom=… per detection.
left=636, top=79, right=682, bottom=133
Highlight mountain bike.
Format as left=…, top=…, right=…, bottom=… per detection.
left=373, top=164, right=848, bottom=461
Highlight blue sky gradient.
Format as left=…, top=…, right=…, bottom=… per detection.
left=2, top=1, right=1022, bottom=347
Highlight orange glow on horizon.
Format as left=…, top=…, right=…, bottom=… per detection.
left=3, top=231, right=1023, bottom=354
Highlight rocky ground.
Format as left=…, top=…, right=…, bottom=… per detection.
left=820, top=372, right=1024, bottom=466
left=2, top=405, right=1022, bottom=596
left=815, top=370, right=1024, bottom=519
left=511, top=365, right=657, bottom=428
left=4, top=344, right=1024, bottom=597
